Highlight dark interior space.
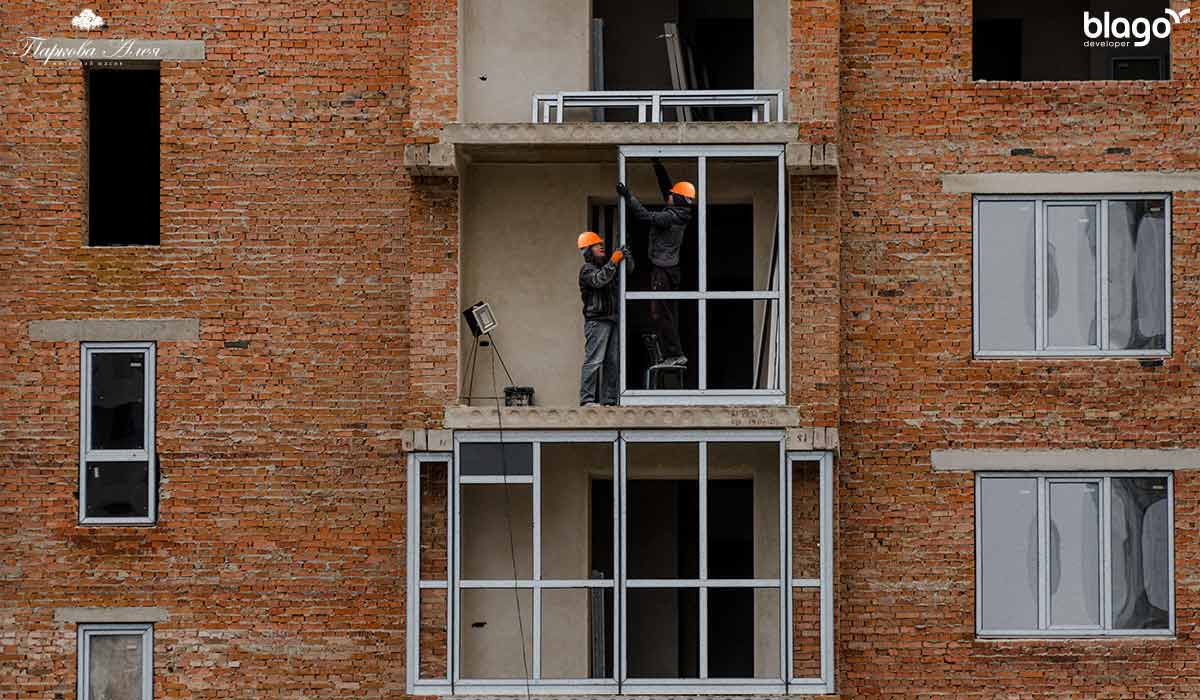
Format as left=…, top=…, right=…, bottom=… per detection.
left=973, top=0, right=1171, bottom=80
left=591, top=0, right=754, bottom=120
left=87, top=65, right=160, bottom=245
left=708, top=588, right=754, bottom=677
left=84, top=461, right=149, bottom=518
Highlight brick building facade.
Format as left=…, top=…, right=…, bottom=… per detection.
left=1, top=0, right=1197, bottom=698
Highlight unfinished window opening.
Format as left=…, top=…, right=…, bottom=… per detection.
left=620, top=147, right=785, bottom=404
left=972, top=0, right=1171, bottom=81
left=976, top=473, right=1174, bottom=636
left=86, top=63, right=159, bottom=245
left=408, top=432, right=833, bottom=695
left=80, top=343, right=156, bottom=525
left=78, top=623, right=153, bottom=700
left=973, top=195, right=1170, bottom=357
left=590, top=0, right=754, bottom=121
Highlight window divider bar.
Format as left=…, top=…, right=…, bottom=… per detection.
left=406, top=454, right=420, bottom=691
left=617, top=436, right=628, bottom=687
left=1037, top=476, right=1049, bottom=631
left=1035, top=202, right=1047, bottom=351
left=532, top=442, right=542, bottom=681
left=1098, top=201, right=1110, bottom=351
left=1101, top=476, right=1112, bottom=630
left=698, top=156, right=708, bottom=392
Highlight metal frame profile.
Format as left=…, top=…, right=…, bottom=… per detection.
left=405, top=431, right=834, bottom=695
left=79, top=342, right=156, bottom=525
left=972, top=194, right=1172, bottom=358
left=531, top=90, right=784, bottom=124
left=975, top=471, right=1175, bottom=638
left=77, top=623, right=154, bottom=700
left=618, top=145, right=788, bottom=406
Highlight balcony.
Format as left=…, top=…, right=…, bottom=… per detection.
left=531, top=89, right=785, bottom=124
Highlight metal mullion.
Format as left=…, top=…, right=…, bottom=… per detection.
left=539, top=579, right=615, bottom=588
left=1168, top=474, right=1176, bottom=634
left=698, top=156, right=708, bottom=392
left=406, top=454, right=419, bottom=690
left=418, top=580, right=449, bottom=589
left=617, top=435, right=627, bottom=687
left=1037, top=477, right=1048, bottom=630
left=532, top=442, right=542, bottom=680
left=779, top=443, right=788, bottom=686
left=619, top=151, right=628, bottom=399
left=819, top=453, right=834, bottom=691
left=1101, top=476, right=1112, bottom=630
left=1035, top=202, right=1047, bottom=351
left=1099, top=200, right=1110, bottom=351
left=451, top=440, right=462, bottom=688
left=625, top=290, right=780, bottom=300
left=776, top=152, right=788, bottom=392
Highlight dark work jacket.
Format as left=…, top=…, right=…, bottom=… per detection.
left=627, top=161, right=693, bottom=268
left=579, top=249, right=633, bottom=322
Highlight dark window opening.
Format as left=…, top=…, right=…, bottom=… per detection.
left=591, top=0, right=754, bottom=120
left=973, top=0, right=1171, bottom=81
left=84, top=461, right=150, bottom=518
left=87, top=64, right=160, bottom=245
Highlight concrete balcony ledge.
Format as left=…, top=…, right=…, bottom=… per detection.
left=403, top=123, right=837, bottom=175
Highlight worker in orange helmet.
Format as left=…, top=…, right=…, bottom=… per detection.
left=578, top=231, right=632, bottom=406
left=616, top=158, right=694, bottom=367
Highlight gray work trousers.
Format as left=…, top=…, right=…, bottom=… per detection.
left=580, top=319, right=619, bottom=405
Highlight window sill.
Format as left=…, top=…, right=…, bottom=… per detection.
left=976, top=630, right=1175, bottom=640
left=973, top=350, right=1170, bottom=360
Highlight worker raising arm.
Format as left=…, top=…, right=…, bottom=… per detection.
left=577, top=232, right=632, bottom=407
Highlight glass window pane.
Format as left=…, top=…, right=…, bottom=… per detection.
left=708, top=442, right=780, bottom=579
left=1108, top=199, right=1168, bottom=351
left=622, top=158, right=699, bottom=293
left=625, top=299, right=698, bottom=390
left=1111, top=477, right=1171, bottom=630
left=541, top=587, right=614, bottom=679
left=459, top=588, right=533, bottom=679
left=541, top=443, right=615, bottom=580
left=461, top=484, right=533, bottom=579
left=419, top=460, right=449, bottom=580
left=84, top=461, right=150, bottom=519
left=978, top=477, right=1038, bottom=630
left=459, top=443, right=533, bottom=476
left=708, top=587, right=781, bottom=679
left=626, top=588, right=699, bottom=678
left=626, top=442, right=699, bottom=580
left=705, top=157, right=779, bottom=292
left=1046, top=205, right=1098, bottom=348
left=977, top=201, right=1036, bottom=351
left=705, top=300, right=779, bottom=390
left=88, top=633, right=144, bottom=700
left=90, top=352, right=146, bottom=450
left=1049, top=481, right=1101, bottom=627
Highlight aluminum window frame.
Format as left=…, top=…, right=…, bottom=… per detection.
left=972, top=194, right=1172, bottom=358
left=79, top=342, right=156, bottom=526
left=77, top=623, right=154, bottom=700
left=618, top=145, right=788, bottom=405
left=407, top=432, right=834, bottom=695
left=407, top=452, right=455, bottom=695
left=975, top=471, right=1175, bottom=638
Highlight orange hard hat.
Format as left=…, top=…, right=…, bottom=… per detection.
left=670, top=181, right=696, bottom=200
left=577, top=231, right=603, bottom=249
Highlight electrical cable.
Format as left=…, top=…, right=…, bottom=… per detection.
left=490, top=343, right=533, bottom=700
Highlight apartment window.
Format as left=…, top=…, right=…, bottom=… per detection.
left=407, top=433, right=833, bottom=695
left=619, top=146, right=786, bottom=404
left=87, top=63, right=160, bottom=245
left=80, top=343, right=156, bottom=525
left=78, top=624, right=153, bottom=700
left=976, top=473, right=1173, bottom=636
left=973, top=0, right=1170, bottom=80
left=973, top=195, right=1169, bottom=357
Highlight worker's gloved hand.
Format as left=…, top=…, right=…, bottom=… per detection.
left=616, top=182, right=630, bottom=199
left=610, top=249, right=624, bottom=264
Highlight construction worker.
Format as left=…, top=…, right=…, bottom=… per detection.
left=578, top=232, right=633, bottom=406
left=616, top=158, right=694, bottom=367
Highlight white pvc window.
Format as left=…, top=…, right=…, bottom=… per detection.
left=618, top=145, right=787, bottom=405
left=973, top=195, right=1170, bottom=357
left=976, top=473, right=1174, bottom=637
left=78, top=623, right=153, bottom=700
left=406, top=432, right=833, bottom=695
left=80, top=343, right=156, bottom=525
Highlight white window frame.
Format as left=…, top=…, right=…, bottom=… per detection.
left=407, top=452, right=454, bottom=695
left=80, top=342, right=156, bottom=525
left=975, top=471, right=1175, bottom=638
left=972, top=194, right=1171, bottom=358
left=618, top=145, right=788, bottom=405
left=406, top=431, right=834, bottom=695
left=77, top=623, right=154, bottom=700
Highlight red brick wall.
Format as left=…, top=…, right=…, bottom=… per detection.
left=789, top=175, right=840, bottom=425
left=837, top=0, right=1200, bottom=695
left=0, top=1, right=427, bottom=697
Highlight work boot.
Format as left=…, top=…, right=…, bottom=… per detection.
left=581, top=402, right=601, bottom=407
left=664, top=355, right=688, bottom=366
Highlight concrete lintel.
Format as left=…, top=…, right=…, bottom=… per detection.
left=54, top=607, right=168, bottom=624
left=403, top=143, right=458, bottom=176
left=932, top=448, right=1200, bottom=472
left=442, top=122, right=800, bottom=147
left=444, top=404, right=805, bottom=430
left=29, top=318, right=199, bottom=342
left=941, top=171, right=1200, bottom=194
left=786, top=142, right=838, bottom=174
left=399, top=428, right=454, bottom=453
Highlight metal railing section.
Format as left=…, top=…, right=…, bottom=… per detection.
left=531, top=89, right=785, bottom=124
